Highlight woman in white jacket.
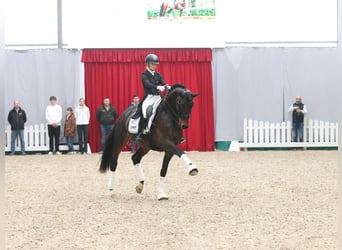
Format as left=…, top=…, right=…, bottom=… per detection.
left=74, top=98, right=90, bottom=154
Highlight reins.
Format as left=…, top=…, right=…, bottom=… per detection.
left=165, top=101, right=181, bottom=120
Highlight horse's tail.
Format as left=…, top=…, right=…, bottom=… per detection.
left=99, top=126, right=117, bottom=173
left=99, top=108, right=132, bottom=173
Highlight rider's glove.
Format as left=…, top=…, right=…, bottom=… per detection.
left=156, top=86, right=165, bottom=91
left=165, top=85, right=171, bottom=90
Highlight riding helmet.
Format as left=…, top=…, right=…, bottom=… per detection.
left=145, top=54, right=159, bottom=64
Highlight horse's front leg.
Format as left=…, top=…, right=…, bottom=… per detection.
left=163, top=140, right=198, bottom=176
left=180, top=151, right=198, bottom=176
left=157, top=152, right=174, bottom=200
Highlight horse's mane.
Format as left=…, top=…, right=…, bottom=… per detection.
left=170, top=83, right=186, bottom=93
left=167, top=83, right=194, bottom=103
left=170, top=83, right=186, bottom=91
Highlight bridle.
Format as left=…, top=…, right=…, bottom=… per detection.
left=165, top=89, right=192, bottom=121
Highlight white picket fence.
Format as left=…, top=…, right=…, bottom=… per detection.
left=239, top=118, right=338, bottom=149
left=5, top=124, right=91, bottom=153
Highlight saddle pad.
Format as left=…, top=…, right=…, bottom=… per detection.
left=128, top=117, right=140, bottom=134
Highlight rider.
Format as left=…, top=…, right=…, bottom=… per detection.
left=133, top=53, right=169, bottom=142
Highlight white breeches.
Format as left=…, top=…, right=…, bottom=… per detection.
left=142, top=95, right=162, bottom=132
left=142, top=95, right=162, bottom=118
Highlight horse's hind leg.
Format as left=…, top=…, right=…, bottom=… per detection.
left=131, top=146, right=150, bottom=194
left=106, top=135, right=127, bottom=191
left=108, top=169, right=115, bottom=191
left=108, top=150, right=121, bottom=191
left=160, top=2, right=166, bottom=16
left=134, top=161, right=145, bottom=194
left=157, top=152, right=174, bottom=200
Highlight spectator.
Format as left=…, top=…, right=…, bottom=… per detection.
left=130, top=94, right=140, bottom=108
left=64, top=107, right=76, bottom=154
left=75, top=98, right=90, bottom=154
left=96, top=97, right=118, bottom=152
left=45, top=96, right=62, bottom=155
left=288, top=96, right=308, bottom=142
left=7, top=100, right=27, bottom=155
left=129, top=94, right=140, bottom=153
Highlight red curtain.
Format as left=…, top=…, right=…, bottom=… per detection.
left=81, top=48, right=214, bottom=152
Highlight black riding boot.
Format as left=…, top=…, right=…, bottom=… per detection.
left=136, top=118, right=147, bottom=142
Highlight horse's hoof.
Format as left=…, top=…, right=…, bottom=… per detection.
left=136, top=183, right=144, bottom=194
left=189, top=168, right=198, bottom=176
left=158, top=195, right=169, bottom=200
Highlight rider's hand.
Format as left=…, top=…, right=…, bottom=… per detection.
left=157, top=86, right=165, bottom=91
left=165, top=85, right=171, bottom=90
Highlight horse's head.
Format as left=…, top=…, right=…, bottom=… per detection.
left=166, top=84, right=199, bottom=129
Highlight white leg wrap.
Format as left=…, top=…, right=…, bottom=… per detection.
left=134, top=164, right=145, bottom=182
left=157, top=177, right=168, bottom=200
left=108, top=170, right=115, bottom=191
left=188, top=164, right=198, bottom=173
left=181, top=154, right=193, bottom=166
left=181, top=154, right=198, bottom=175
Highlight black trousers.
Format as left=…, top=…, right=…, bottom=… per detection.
left=77, top=125, right=89, bottom=153
left=48, top=125, right=60, bottom=152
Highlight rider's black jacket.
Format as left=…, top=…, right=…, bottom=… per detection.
left=141, top=69, right=167, bottom=96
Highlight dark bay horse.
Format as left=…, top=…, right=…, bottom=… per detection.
left=160, top=0, right=185, bottom=17
left=99, top=84, right=199, bottom=200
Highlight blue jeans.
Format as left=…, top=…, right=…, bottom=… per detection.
left=100, top=124, right=114, bottom=151
left=11, top=129, right=25, bottom=154
left=292, top=122, right=304, bottom=142
left=66, top=136, right=74, bottom=152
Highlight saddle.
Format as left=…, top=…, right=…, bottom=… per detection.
left=128, top=101, right=164, bottom=135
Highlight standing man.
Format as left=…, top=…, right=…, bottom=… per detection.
left=288, top=96, right=308, bottom=142
left=75, top=98, right=90, bottom=154
left=7, top=100, right=27, bottom=155
left=130, top=94, right=140, bottom=108
left=96, top=97, right=118, bottom=152
left=129, top=94, right=140, bottom=153
left=45, top=96, right=63, bottom=155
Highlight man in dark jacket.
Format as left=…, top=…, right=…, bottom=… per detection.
left=288, top=96, right=308, bottom=142
left=96, top=98, right=118, bottom=152
left=7, top=100, right=27, bottom=155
